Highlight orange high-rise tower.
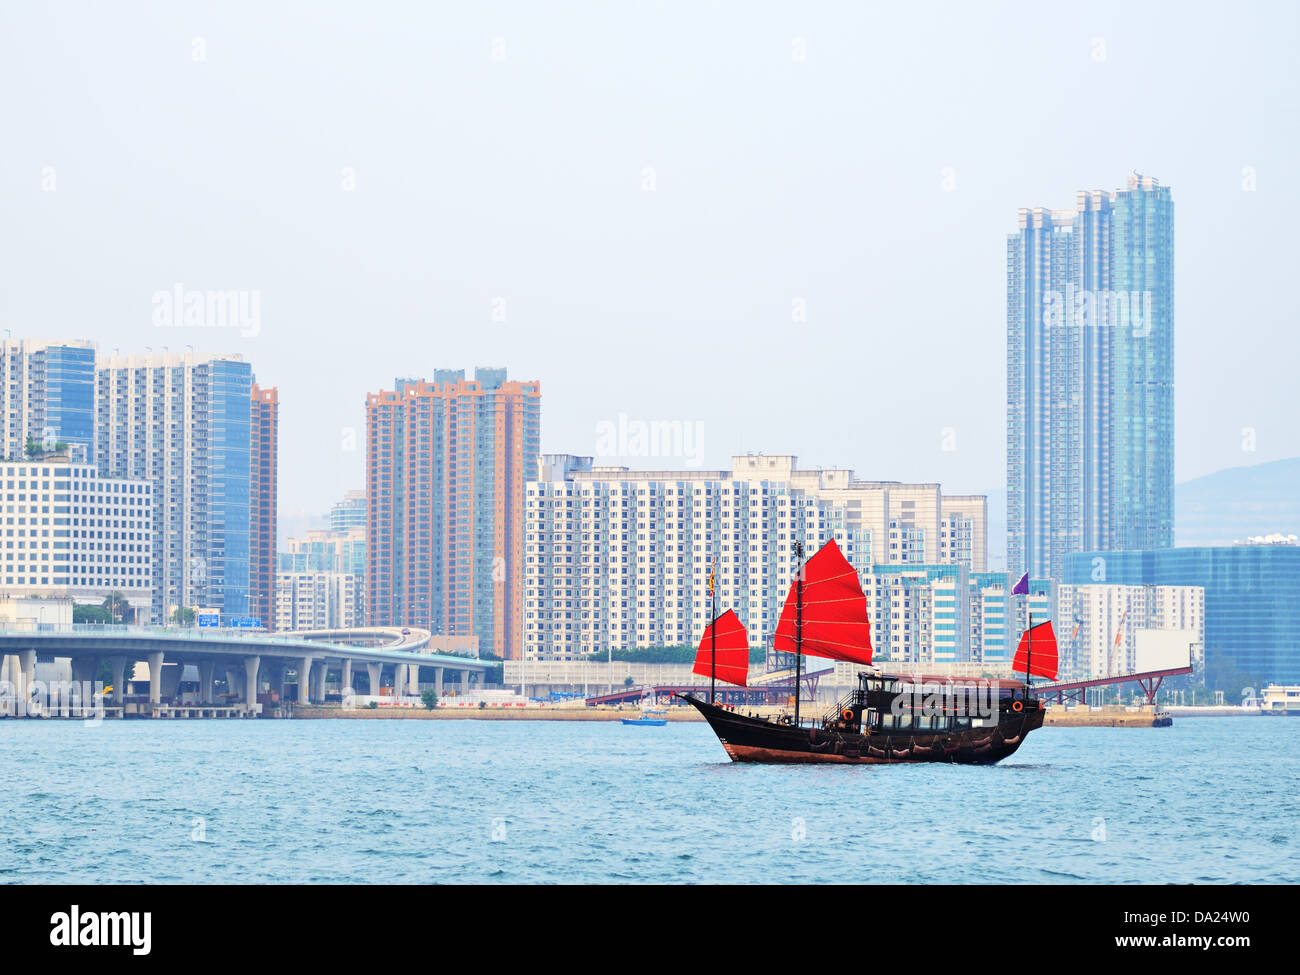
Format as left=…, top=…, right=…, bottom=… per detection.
left=365, top=368, right=540, bottom=659
left=250, top=384, right=279, bottom=630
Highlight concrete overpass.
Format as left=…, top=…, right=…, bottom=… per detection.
left=0, top=624, right=495, bottom=715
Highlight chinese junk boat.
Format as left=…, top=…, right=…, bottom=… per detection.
left=678, top=540, right=1055, bottom=765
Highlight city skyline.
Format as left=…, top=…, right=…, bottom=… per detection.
left=3, top=3, right=1297, bottom=548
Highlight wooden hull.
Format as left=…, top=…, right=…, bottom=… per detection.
left=679, top=694, right=1044, bottom=765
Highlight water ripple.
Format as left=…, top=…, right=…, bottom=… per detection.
left=0, top=717, right=1294, bottom=883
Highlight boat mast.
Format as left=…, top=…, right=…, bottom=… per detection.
left=1026, top=609, right=1033, bottom=700
left=710, top=564, right=717, bottom=705
left=794, top=540, right=804, bottom=726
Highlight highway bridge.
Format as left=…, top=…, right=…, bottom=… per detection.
left=0, top=624, right=495, bottom=715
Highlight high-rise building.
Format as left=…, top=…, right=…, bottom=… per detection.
left=329, top=489, right=366, bottom=532
left=1007, top=174, right=1174, bottom=581
left=274, top=571, right=359, bottom=631
left=365, top=367, right=541, bottom=658
left=96, top=351, right=253, bottom=623
left=863, top=564, right=970, bottom=665
left=282, top=528, right=366, bottom=577
left=525, top=454, right=987, bottom=661
left=250, top=384, right=279, bottom=630
left=0, top=339, right=96, bottom=463
left=969, top=572, right=1011, bottom=667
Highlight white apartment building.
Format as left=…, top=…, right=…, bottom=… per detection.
left=274, top=571, right=359, bottom=631
left=0, top=460, right=153, bottom=613
left=1056, top=583, right=1205, bottom=680
left=525, top=454, right=988, bottom=662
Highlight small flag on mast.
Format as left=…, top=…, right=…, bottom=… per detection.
left=1012, top=571, right=1029, bottom=596
left=707, top=560, right=716, bottom=595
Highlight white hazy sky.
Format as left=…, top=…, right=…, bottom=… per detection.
left=2, top=1, right=1297, bottom=560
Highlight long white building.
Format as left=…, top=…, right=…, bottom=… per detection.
left=0, top=459, right=153, bottom=613
left=525, top=454, right=988, bottom=662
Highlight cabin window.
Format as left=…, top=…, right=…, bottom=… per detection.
left=895, top=714, right=911, bottom=730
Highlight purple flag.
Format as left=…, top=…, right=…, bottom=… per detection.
left=1012, top=571, right=1029, bottom=595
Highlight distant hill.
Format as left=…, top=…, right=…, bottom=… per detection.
left=1176, top=457, right=1300, bottom=547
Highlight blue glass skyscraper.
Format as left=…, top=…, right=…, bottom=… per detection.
left=98, top=351, right=253, bottom=623
left=0, top=339, right=96, bottom=462
left=1007, top=175, right=1174, bottom=581
left=1065, top=546, right=1300, bottom=685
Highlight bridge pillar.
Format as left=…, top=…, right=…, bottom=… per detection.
left=147, top=651, right=164, bottom=707
left=434, top=667, right=443, bottom=697
left=16, top=650, right=37, bottom=716
left=71, top=656, right=96, bottom=685
left=225, top=668, right=244, bottom=703
left=460, top=668, right=469, bottom=694
left=297, top=656, right=315, bottom=705
left=198, top=660, right=216, bottom=704
left=19, top=649, right=36, bottom=692
left=109, top=656, right=128, bottom=707
left=393, top=663, right=406, bottom=698
left=408, top=664, right=421, bottom=694
left=341, top=659, right=353, bottom=699
left=161, top=662, right=183, bottom=702
left=311, top=660, right=328, bottom=701
left=366, top=663, right=382, bottom=698
left=268, top=660, right=286, bottom=700
left=244, top=656, right=261, bottom=715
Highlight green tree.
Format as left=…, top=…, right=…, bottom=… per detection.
left=1202, top=647, right=1260, bottom=702
left=421, top=688, right=439, bottom=710
left=73, top=604, right=113, bottom=624
left=23, top=436, right=40, bottom=459
left=102, top=591, right=132, bottom=624
left=172, top=606, right=196, bottom=625
left=589, top=644, right=696, bottom=664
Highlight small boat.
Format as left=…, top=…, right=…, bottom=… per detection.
left=622, top=708, right=668, bottom=727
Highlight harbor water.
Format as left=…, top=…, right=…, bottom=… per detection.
left=0, top=717, right=1295, bottom=884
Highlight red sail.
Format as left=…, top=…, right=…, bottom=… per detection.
left=693, top=609, right=749, bottom=686
left=772, top=538, right=872, bottom=665
left=1012, top=620, right=1058, bottom=680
